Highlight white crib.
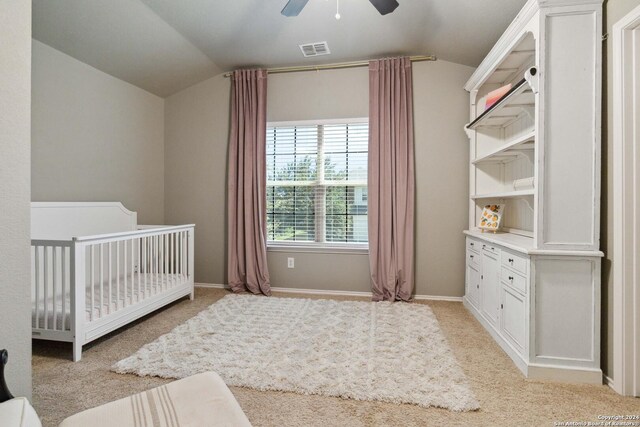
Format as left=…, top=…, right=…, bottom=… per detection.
left=30, top=202, right=195, bottom=361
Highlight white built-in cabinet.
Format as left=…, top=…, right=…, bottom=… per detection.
left=463, top=0, right=603, bottom=384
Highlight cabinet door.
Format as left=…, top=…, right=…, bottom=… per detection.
left=501, top=285, right=526, bottom=352
left=481, top=251, right=500, bottom=327
left=466, top=263, right=481, bottom=308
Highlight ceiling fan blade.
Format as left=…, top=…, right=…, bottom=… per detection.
left=281, top=0, right=310, bottom=17
left=368, top=0, right=399, bottom=15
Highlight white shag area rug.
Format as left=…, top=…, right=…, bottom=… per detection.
left=113, top=294, right=479, bottom=412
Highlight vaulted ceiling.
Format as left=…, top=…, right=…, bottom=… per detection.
left=33, top=0, right=527, bottom=97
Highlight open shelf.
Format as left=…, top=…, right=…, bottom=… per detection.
left=472, top=131, right=535, bottom=164
left=485, top=50, right=536, bottom=86
left=466, top=77, right=535, bottom=130
left=470, top=189, right=534, bottom=200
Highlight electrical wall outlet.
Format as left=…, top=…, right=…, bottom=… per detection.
left=287, top=257, right=295, bottom=269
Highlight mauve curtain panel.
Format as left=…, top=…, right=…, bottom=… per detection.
left=227, top=69, right=272, bottom=296
left=368, top=57, right=416, bottom=302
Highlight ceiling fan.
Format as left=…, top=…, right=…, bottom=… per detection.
left=281, top=0, right=399, bottom=17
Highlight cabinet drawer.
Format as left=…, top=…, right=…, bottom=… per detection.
left=467, top=249, right=480, bottom=268
left=501, top=267, right=527, bottom=295
left=481, top=242, right=500, bottom=256
left=466, top=238, right=480, bottom=254
left=501, top=251, right=528, bottom=275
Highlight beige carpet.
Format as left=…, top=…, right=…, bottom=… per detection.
left=113, top=294, right=479, bottom=411
left=33, top=288, right=639, bottom=427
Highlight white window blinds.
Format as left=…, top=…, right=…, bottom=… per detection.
left=266, top=120, right=368, bottom=245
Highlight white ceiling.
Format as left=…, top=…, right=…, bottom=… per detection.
left=33, top=0, right=527, bottom=97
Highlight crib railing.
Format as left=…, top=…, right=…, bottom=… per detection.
left=31, top=225, right=195, bottom=335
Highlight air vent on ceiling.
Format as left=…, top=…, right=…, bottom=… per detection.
left=299, top=41, right=331, bottom=57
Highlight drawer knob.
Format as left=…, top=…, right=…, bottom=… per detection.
left=470, top=255, right=474, bottom=259
left=509, top=276, right=514, bottom=281
left=470, top=242, right=474, bottom=246
left=508, top=258, right=514, bottom=263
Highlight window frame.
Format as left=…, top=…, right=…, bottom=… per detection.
left=265, top=117, right=369, bottom=254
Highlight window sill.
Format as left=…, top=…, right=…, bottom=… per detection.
left=267, top=243, right=369, bottom=255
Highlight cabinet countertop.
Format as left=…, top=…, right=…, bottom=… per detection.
left=463, top=230, right=604, bottom=257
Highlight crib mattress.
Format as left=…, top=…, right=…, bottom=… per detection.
left=32, top=273, right=188, bottom=331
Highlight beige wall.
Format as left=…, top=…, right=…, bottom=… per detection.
left=164, top=74, right=230, bottom=284
left=602, top=0, right=640, bottom=381
left=165, top=60, right=473, bottom=297
left=0, top=0, right=32, bottom=398
left=31, top=40, right=166, bottom=225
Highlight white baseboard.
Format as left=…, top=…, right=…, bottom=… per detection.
left=604, top=375, right=616, bottom=391
left=195, top=283, right=229, bottom=289
left=413, top=294, right=463, bottom=302
left=194, top=283, right=463, bottom=302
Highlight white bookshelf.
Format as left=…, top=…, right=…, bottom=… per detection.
left=462, top=0, right=604, bottom=385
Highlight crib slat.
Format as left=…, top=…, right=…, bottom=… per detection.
left=99, top=244, right=104, bottom=318
left=53, top=247, right=57, bottom=330
left=158, top=235, right=161, bottom=290
left=44, top=246, right=49, bottom=329
left=185, top=231, right=188, bottom=279
left=131, top=238, right=135, bottom=303
left=136, top=238, right=140, bottom=301
left=62, top=247, right=67, bottom=330
left=35, top=246, right=40, bottom=328
left=177, top=232, right=181, bottom=280
left=162, top=234, right=169, bottom=289
left=90, top=245, right=95, bottom=321
left=116, top=242, right=120, bottom=309
left=153, top=235, right=156, bottom=291
left=108, top=242, right=112, bottom=314
left=182, top=232, right=186, bottom=280
left=149, top=236, right=153, bottom=292
left=154, top=235, right=158, bottom=291
left=157, top=235, right=161, bottom=291
left=149, top=236, right=152, bottom=293
left=124, top=238, right=128, bottom=308
left=143, top=236, right=147, bottom=296
left=148, top=236, right=152, bottom=293
left=169, top=233, right=174, bottom=288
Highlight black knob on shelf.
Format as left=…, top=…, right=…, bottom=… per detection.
left=509, top=258, right=514, bottom=263
left=509, top=276, right=514, bottom=281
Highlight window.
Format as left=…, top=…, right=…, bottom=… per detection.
left=266, top=119, right=368, bottom=247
